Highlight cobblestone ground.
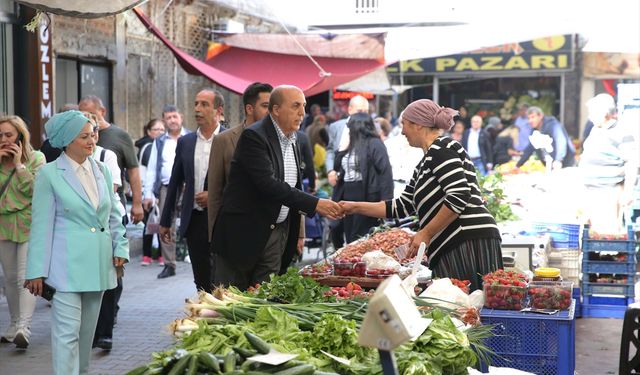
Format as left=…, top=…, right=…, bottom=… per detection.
left=0, top=259, right=196, bottom=375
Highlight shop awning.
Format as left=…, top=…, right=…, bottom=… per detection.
left=17, top=0, right=147, bottom=18
left=132, top=8, right=385, bottom=96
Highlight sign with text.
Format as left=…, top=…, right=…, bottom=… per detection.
left=387, top=35, right=574, bottom=75
left=38, top=16, right=53, bottom=124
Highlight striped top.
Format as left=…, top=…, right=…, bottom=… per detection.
left=272, top=119, right=298, bottom=223
left=385, top=136, right=500, bottom=265
left=0, top=151, right=46, bottom=243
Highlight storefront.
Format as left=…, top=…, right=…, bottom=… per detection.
left=0, top=0, right=16, bottom=115
left=387, top=35, right=579, bottom=134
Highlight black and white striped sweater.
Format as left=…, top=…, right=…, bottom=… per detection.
left=385, top=136, right=501, bottom=265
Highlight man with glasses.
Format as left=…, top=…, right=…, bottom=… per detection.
left=143, top=105, right=190, bottom=277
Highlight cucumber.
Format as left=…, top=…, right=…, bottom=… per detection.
left=125, top=366, right=148, bottom=375
left=233, top=346, right=258, bottom=358
left=199, top=352, right=221, bottom=373
left=273, top=364, right=315, bottom=375
left=223, top=351, right=237, bottom=373
left=244, top=332, right=271, bottom=354
left=313, top=372, right=340, bottom=375
left=167, top=354, right=192, bottom=375
left=186, top=355, right=199, bottom=375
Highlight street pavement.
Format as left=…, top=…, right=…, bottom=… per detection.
left=0, top=257, right=196, bottom=375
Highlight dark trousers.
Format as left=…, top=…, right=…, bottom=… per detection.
left=329, top=218, right=345, bottom=250
left=94, top=277, right=122, bottom=341
left=215, top=219, right=289, bottom=291
left=343, top=181, right=380, bottom=243
left=142, top=206, right=158, bottom=258
left=185, top=210, right=213, bottom=292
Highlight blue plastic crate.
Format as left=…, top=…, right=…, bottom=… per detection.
left=480, top=300, right=575, bottom=375
left=583, top=282, right=635, bottom=296
left=533, top=222, right=580, bottom=248
left=582, top=260, right=636, bottom=275
left=584, top=295, right=634, bottom=306
left=582, top=225, right=638, bottom=253
left=582, top=303, right=627, bottom=318
left=573, top=287, right=581, bottom=318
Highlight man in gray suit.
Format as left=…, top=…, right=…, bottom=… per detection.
left=325, top=95, right=369, bottom=248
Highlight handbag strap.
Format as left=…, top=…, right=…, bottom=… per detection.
left=0, top=168, right=17, bottom=198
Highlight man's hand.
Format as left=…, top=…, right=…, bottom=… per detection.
left=315, top=198, right=343, bottom=220
left=327, top=170, right=338, bottom=187
left=159, top=226, right=172, bottom=244
left=24, top=278, right=43, bottom=297
left=130, top=203, right=144, bottom=224
left=297, top=238, right=305, bottom=256
left=339, top=201, right=357, bottom=215
left=195, top=191, right=208, bottom=208
left=143, top=198, right=154, bottom=211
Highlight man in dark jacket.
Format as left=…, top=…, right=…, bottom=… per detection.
left=516, top=106, right=575, bottom=170
left=212, top=85, right=342, bottom=290
left=461, top=115, right=493, bottom=175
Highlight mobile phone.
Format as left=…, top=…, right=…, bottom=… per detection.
left=15, top=132, right=23, bottom=144
left=41, top=282, right=56, bottom=301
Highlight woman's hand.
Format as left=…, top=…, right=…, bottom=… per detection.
left=1, top=141, right=21, bottom=167
left=338, top=201, right=357, bottom=215
left=113, top=257, right=127, bottom=267
left=24, top=278, right=43, bottom=297
left=408, top=228, right=431, bottom=258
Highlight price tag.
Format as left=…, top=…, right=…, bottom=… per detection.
left=320, top=350, right=351, bottom=366
left=249, top=351, right=298, bottom=366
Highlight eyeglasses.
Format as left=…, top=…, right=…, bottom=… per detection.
left=0, top=132, right=16, bottom=139
left=150, top=128, right=165, bottom=132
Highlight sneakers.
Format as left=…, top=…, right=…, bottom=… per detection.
left=157, top=265, right=176, bottom=279
left=157, top=256, right=165, bottom=266
left=13, top=328, right=30, bottom=349
left=141, top=256, right=152, bottom=266
left=1, top=323, right=17, bottom=343
left=93, top=337, right=112, bottom=350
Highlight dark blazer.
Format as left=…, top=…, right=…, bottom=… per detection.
left=332, top=137, right=394, bottom=203
left=212, top=116, right=319, bottom=270
left=296, top=130, right=315, bottom=192
left=462, top=128, right=494, bottom=168
left=160, top=126, right=226, bottom=236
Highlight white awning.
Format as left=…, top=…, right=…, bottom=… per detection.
left=16, top=0, right=148, bottom=18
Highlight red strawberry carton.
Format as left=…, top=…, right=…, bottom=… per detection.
left=527, top=281, right=573, bottom=310
left=482, top=269, right=529, bottom=310
left=333, top=257, right=367, bottom=277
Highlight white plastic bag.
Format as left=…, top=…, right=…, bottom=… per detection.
left=146, top=204, right=160, bottom=234
left=361, top=250, right=401, bottom=271
left=419, top=278, right=470, bottom=309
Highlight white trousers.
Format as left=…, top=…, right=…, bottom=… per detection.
left=51, top=291, right=104, bottom=375
left=0, top=240, right=36, bottom=332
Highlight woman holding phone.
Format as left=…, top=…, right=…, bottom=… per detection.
left=24, top=111, right=129, bottom=374
left=0, top=115, right=45, bottom=349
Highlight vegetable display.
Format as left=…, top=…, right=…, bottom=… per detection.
left=129, top=269, right=495, bottom=375
left=335, top=228, right=412, bottom=262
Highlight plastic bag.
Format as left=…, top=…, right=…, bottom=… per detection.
left=145, top=204, right=160, bottom=234
left=361, top=250, right=401, bottom=271
left=419, top=278, right=471, bottom=309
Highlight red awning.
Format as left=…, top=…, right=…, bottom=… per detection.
left=132, top=8, right=385, bottom=96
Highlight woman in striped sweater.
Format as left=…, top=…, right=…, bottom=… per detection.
left=340, top=99, right=502, bottom=291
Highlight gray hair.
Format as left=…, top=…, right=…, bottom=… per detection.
left=527, top=106, right=544, bottom=116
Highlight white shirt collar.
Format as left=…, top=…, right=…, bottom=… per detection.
left=64, top=152, right=92, bottom=172
left=196, top=124, right=220, bottom=141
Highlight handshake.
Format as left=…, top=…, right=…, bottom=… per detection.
left=315, top=199, right=358, bottom=220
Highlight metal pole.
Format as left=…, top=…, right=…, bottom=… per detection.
left=378, top=350, right=399, bottom=375
left=560, top=73, right=565, bottom=124
left=433, top=76, right=439, bottom=103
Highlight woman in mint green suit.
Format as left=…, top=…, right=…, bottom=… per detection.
left=24, top=111, right=129, bottom=375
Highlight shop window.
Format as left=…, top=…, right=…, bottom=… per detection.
left=55, top=57, right=112, bottom=119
